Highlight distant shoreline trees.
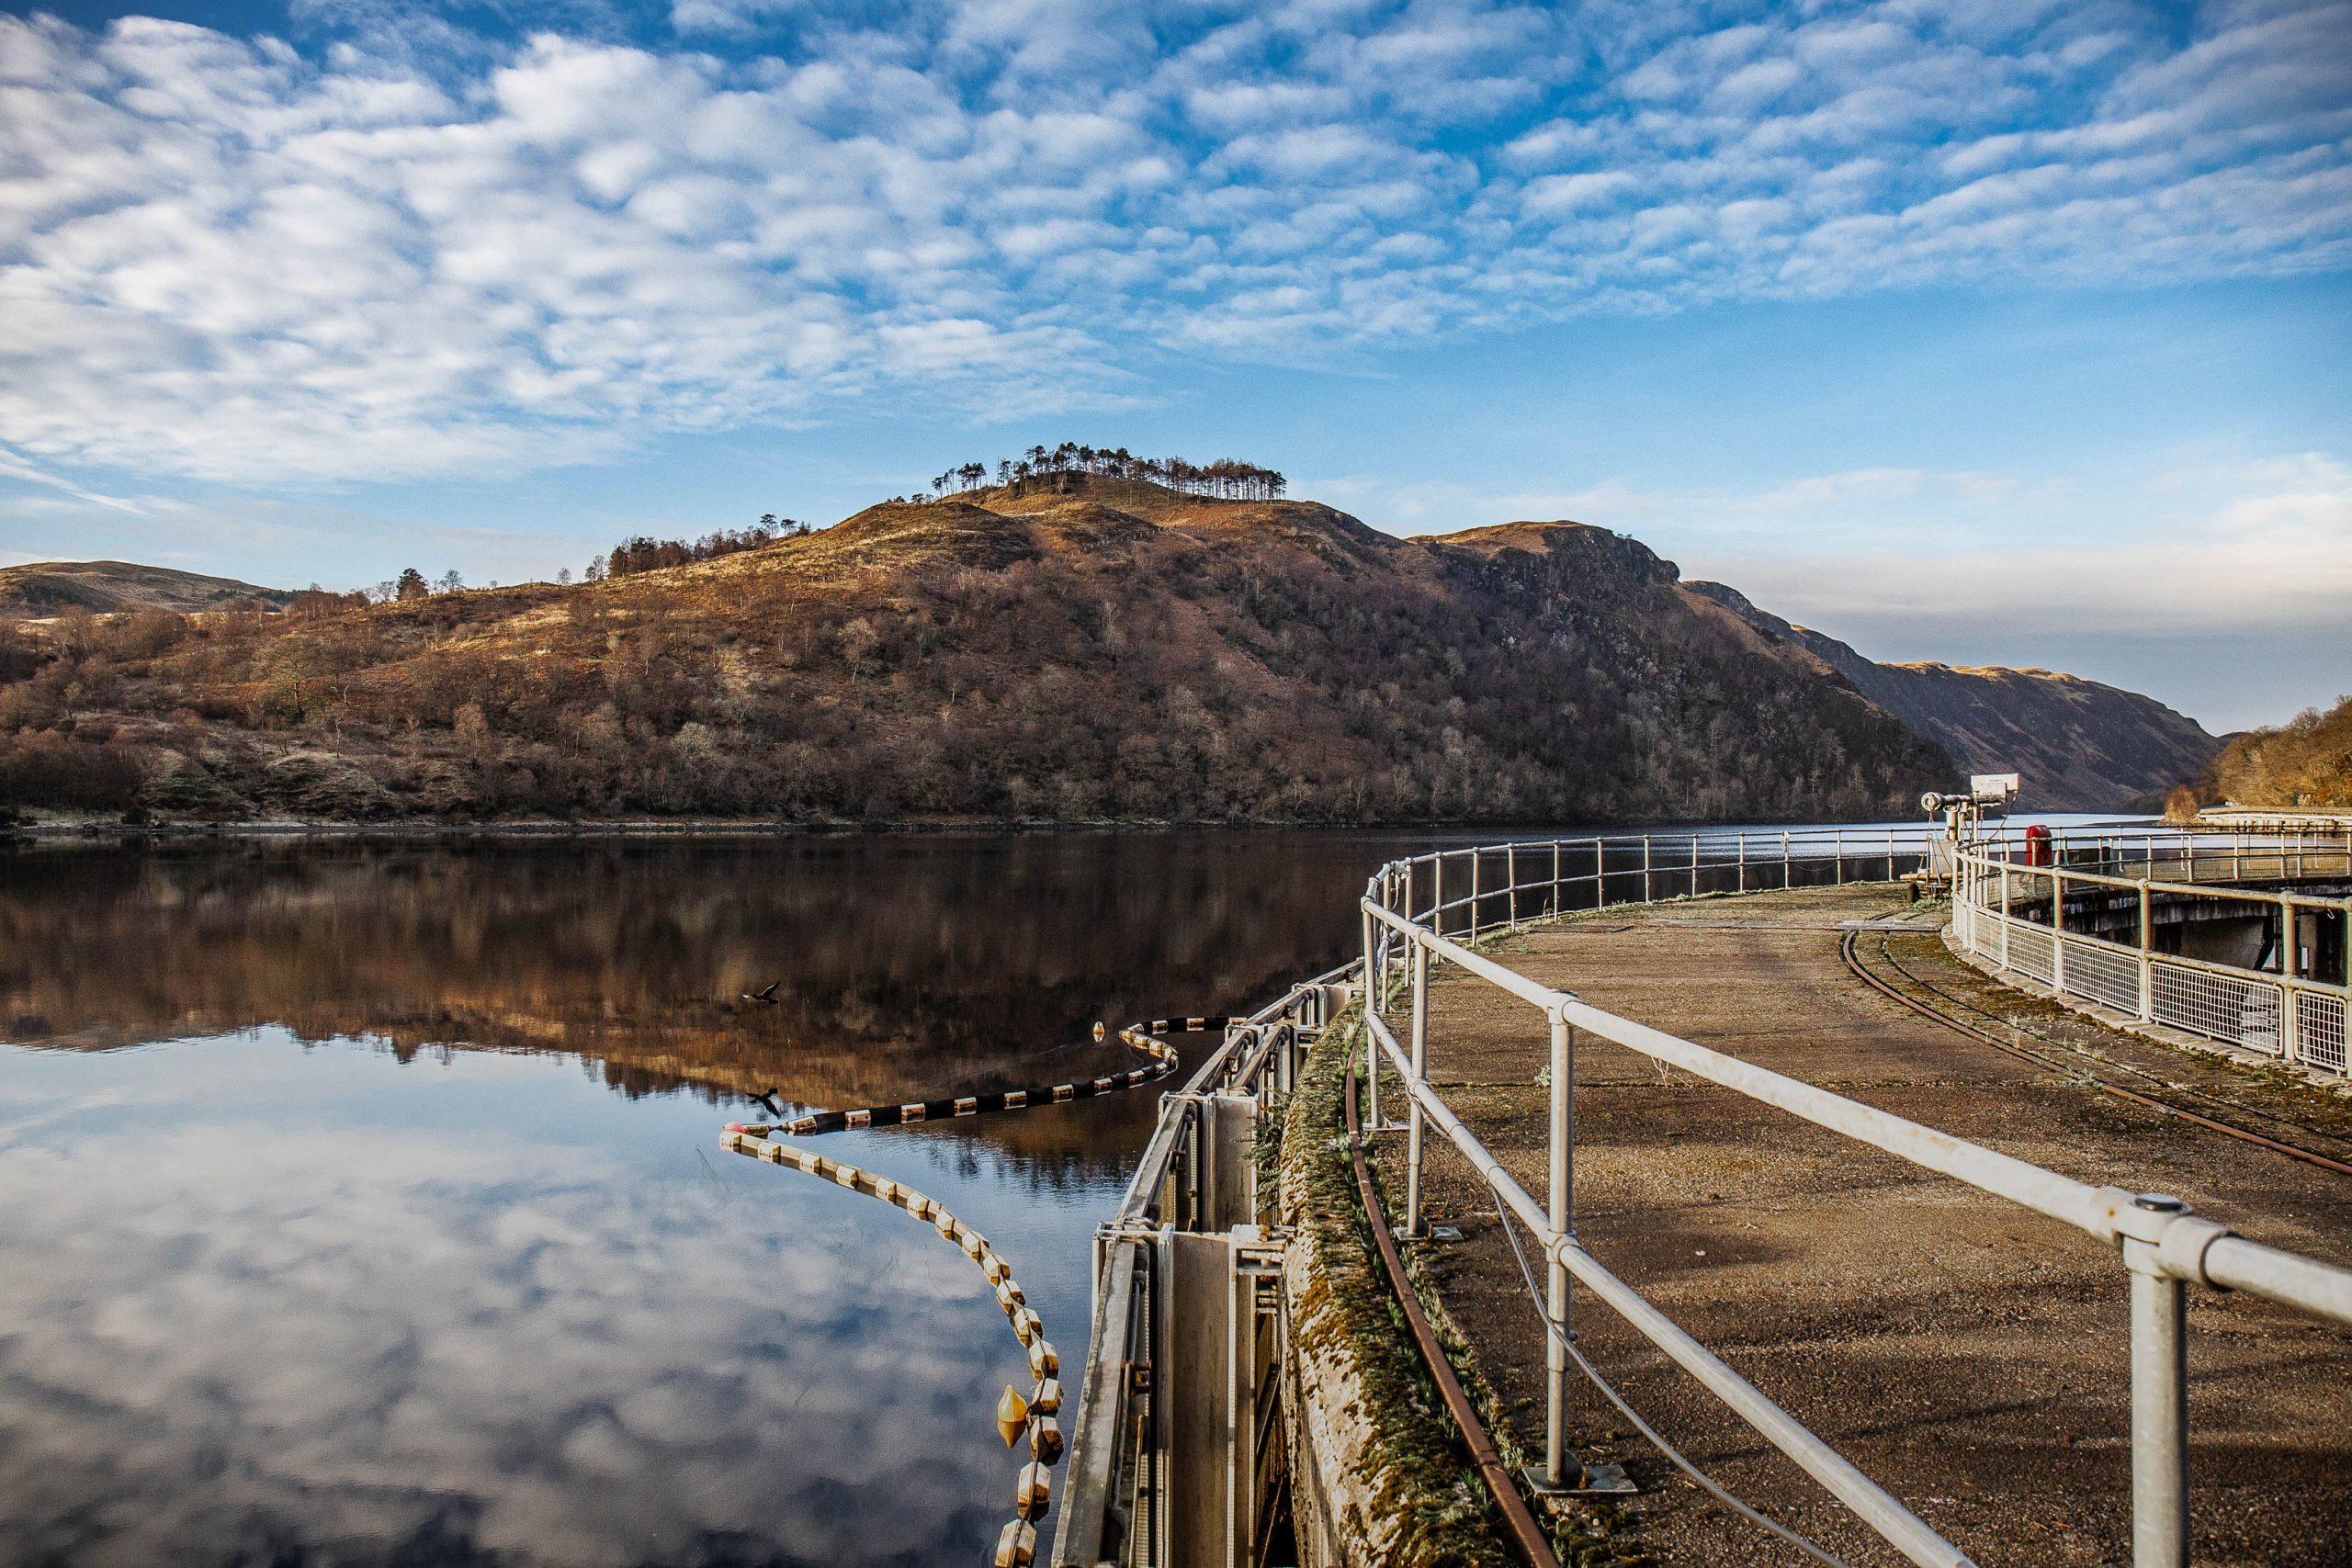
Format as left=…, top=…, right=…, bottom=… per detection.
left=2187, top=695, right=2352, bottom=812
left=924, top=443, right=1285, bottom=502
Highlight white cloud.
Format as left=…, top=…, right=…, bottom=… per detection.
left=1331, top=449, right=2352, bottom=645
left=0, top=446, right=146, bottom=513
left=0, top=2, right=2345, bottom=487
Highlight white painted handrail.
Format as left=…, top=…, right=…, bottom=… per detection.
left=1357, top=826, right=2352, bottom=1568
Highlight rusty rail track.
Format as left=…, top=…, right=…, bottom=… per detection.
left=1344, top=1054, right=1564, bottom=1568
left=1839, top=930, right=2352, bottom=1179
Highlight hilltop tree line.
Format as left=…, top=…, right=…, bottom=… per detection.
left=921, top=444, right=1286, bottom=502
left=595, top=517, right=809, bottom=581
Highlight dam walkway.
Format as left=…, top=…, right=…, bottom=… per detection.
left=1375, top=882, right=2352, bottom=1566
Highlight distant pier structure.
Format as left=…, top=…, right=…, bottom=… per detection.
left=1053, top=813, right=2352, bottom=1568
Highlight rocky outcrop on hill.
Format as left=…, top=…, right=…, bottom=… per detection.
left=1685, top=581, right=2220, bottom=811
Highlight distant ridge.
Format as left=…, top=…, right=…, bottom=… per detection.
left=1685, top=581, right=2220, bottom=811
left=0, top=559, right=292, bottom=616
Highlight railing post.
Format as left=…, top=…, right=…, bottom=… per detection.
left=1545, top=1013, right=1574, bottom=1487
left=1552, top=839, right=1562, bottom=920
left=1834, top=826, right=1844, bottom=886
left=1406, top=940, right=1429, bottom=1237
left=2279, top=896, right=2299, bottom=1065
left=1508, top=843, right=1519, bottom=930
left=1737, top=831, right=1747, bottom=893
left=1470, top=850, right=1481, bottom=944
left=1642, top=836, right=1653, bottom=903
left=1886, top=826, right=1895, bottom=881
left=1781, top=829, right=1792, bottom=889
left=1363, top=904, right=1381, bottom=1132
left=2052, top=866, right=2067, bottom=996
left=2123, top=1195, right=2190, bottom=1568
left=1690, top=832, right=1701, bottom=897
left=2001, top=838, right=2013, bottom=971
left=2139, top=881, right=2154, bottom=1023
left=1382, top=870, right=1397, bottom=998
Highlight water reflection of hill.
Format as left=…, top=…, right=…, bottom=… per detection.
left=0, top=833, right=1389, bottom=1170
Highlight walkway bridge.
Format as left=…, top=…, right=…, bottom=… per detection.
left=1054, top=823, right=2352, bottom=1568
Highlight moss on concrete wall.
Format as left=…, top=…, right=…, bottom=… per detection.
left=1276, top=1001, right=1516, bottom=1566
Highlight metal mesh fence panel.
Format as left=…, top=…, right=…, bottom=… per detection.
left=2061, top=936, right=2142, bottom=1014
left=2153, top=962, right=2281, bottom=1054
left=2005, top=920, right=2055, bottom=987
left=2295, top=990, right=2346, bottom=1077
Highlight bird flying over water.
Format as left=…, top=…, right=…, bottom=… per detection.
left=743, top=982, right=779, bottom=1004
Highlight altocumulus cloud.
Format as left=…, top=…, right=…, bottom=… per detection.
left=1, top=0, right=2347, bottom=484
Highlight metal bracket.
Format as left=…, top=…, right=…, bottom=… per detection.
left=1521, top=1461, right=1637, bottom=1496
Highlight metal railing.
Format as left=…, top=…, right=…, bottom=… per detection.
left=1358, top=829, right=2352, bottom=1568
left=1368, top=824, right=1951, bottom=943
left=1054, top=964, right=1351, bottom=1566
left=1948, top=829, right=2352, bottom=1078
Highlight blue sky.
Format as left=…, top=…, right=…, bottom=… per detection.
left=1, top=1, right=2346, bottom=731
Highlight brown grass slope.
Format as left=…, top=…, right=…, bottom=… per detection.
left=0, top=559, right=292, bottom=616
left=0, top=478, right=1951, bottom=824
left=1687, top=581, right=2219, bottom=811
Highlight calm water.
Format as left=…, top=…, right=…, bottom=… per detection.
left=0, top=832, right=1432, bottom=1568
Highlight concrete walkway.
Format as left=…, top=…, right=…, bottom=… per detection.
left=1373, top=884, right=2352, bottom=1567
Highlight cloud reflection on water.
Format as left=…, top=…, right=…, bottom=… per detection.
left=0, top=1031, right=1057, bottom=1566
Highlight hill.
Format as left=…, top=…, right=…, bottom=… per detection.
left=0, top=560, right=292, bottom=616
left=2195, top=694, right=2351, bottom=812
left=0, top=476, right=1954, bottom=825
left=1686, top=582, right=2221, bottom=811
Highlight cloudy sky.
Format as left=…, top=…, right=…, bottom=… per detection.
left=1, top=0, right=2346, bottom=729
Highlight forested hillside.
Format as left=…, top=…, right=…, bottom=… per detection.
left=0, top=476, right=1950, bottom=826
left=2199, top=695, right=2352, bottom=811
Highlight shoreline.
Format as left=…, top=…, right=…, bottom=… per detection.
left=0, top=811, right=1945, bottom=843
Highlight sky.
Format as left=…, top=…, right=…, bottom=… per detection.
left=0, top=0, right=2346, bottom=731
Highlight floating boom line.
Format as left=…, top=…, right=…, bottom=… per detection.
left=721, top=1019, right=1221, bottom=1565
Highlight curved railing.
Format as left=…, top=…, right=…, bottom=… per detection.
left=1354, top=828, right=2352, bottom=1568
left=1947, top=826, right=2351, bottom=1077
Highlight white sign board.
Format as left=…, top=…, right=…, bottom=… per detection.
left=1971, top=773, right=2021, bottom=800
